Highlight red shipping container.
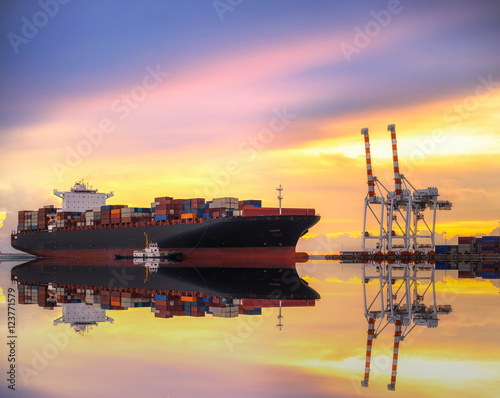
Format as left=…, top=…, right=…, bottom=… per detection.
left=155, top=196, right=173, bottom=202
left=242, top=207, right=315, bottom=216
left=242, top=299, right=315, bottom=307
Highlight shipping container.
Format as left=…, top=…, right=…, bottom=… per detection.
left=481, top=236, right=500, bottom=243
left=242, top=207, right=315, bottom=216
left=435, top=261, right=451, bottom=270
left=458, top=236, right=475, bottom=244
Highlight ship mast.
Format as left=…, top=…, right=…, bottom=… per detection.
left=277, top=185, right=283, bottom=215
left=276, top=300, right=283, bottom=330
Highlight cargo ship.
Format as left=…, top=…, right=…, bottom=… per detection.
left=11, top=181, right=319, bottom=260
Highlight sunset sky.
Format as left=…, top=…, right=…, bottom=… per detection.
left=1, top=1, right=500, bottom=251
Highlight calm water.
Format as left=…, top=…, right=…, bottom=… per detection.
left=1, top=258, right=499, bottom=398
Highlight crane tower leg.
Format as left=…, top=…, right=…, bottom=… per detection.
left=387, top=318, right=402, bottom=391
left=361, top=317, right=376, bottom=387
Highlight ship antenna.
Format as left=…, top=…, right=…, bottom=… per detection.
left=277, top=185, right=283, bottom=215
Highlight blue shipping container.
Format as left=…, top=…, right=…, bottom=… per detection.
left=482, top=236, right=500, bottom=243
left=243, top=309, right=262, bottom=315
left=155, top=215, right=167, bottom=221
left=435, top=261, right=451, bottom=270
left=155, top=294, right=167, bottom=300
left=481, top=272, right=499, bottom=279
left=435, top=245, right=448, bottom=254
left=243, top=200, right=262, bottom=207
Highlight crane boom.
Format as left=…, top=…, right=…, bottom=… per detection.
left=361, top=128, right=376, bottom=202
left=387, top=124, right=402, bottom=201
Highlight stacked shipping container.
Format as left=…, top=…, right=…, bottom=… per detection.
left=436, top=236, right=500, bottom=256
left=16, top=193, right=315, bottom=233
left=15, top=282, right=315, bottom=317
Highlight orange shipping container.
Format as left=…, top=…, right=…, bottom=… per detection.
left=180, top=213, right=197, bottom=219
left=181, top=296, right=196, bottom=302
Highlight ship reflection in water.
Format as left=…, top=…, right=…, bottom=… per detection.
left=7, top=256, right=500, bottom=397
left=10, top=256, right=319, bottom=333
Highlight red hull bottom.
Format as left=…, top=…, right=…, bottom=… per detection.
left=27, top=247, right=309, bottom=268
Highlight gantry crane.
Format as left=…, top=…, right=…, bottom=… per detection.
left=360, top=262, right=452, bottom=390
left=361, top=125, right=452, bottom=253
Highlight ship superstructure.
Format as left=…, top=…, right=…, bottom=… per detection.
left=53, top=180, right=114, bottom=213
left=53, top=303, right=114, bottom=334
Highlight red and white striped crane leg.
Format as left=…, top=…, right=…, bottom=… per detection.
left=387, top=318, right=402, bottom=391
left=361, top=316, right=375, bottom=387
left=388, top=124, right=402, bottom=200
left=361, top=128, right=375, bottom=202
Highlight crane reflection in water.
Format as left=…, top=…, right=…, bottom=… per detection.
left=360, top=261, right=452, bottom=391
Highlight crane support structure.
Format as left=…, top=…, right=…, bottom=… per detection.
left=361, top=124, right=452, bottom=253
left=387, top=318, right=402, bottom=391
left=361, top=316, right=376, bottom=387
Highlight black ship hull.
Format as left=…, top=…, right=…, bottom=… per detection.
left=11, top=215, right=320, bottom=260
left=11, top=259, right=320, bottom=301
